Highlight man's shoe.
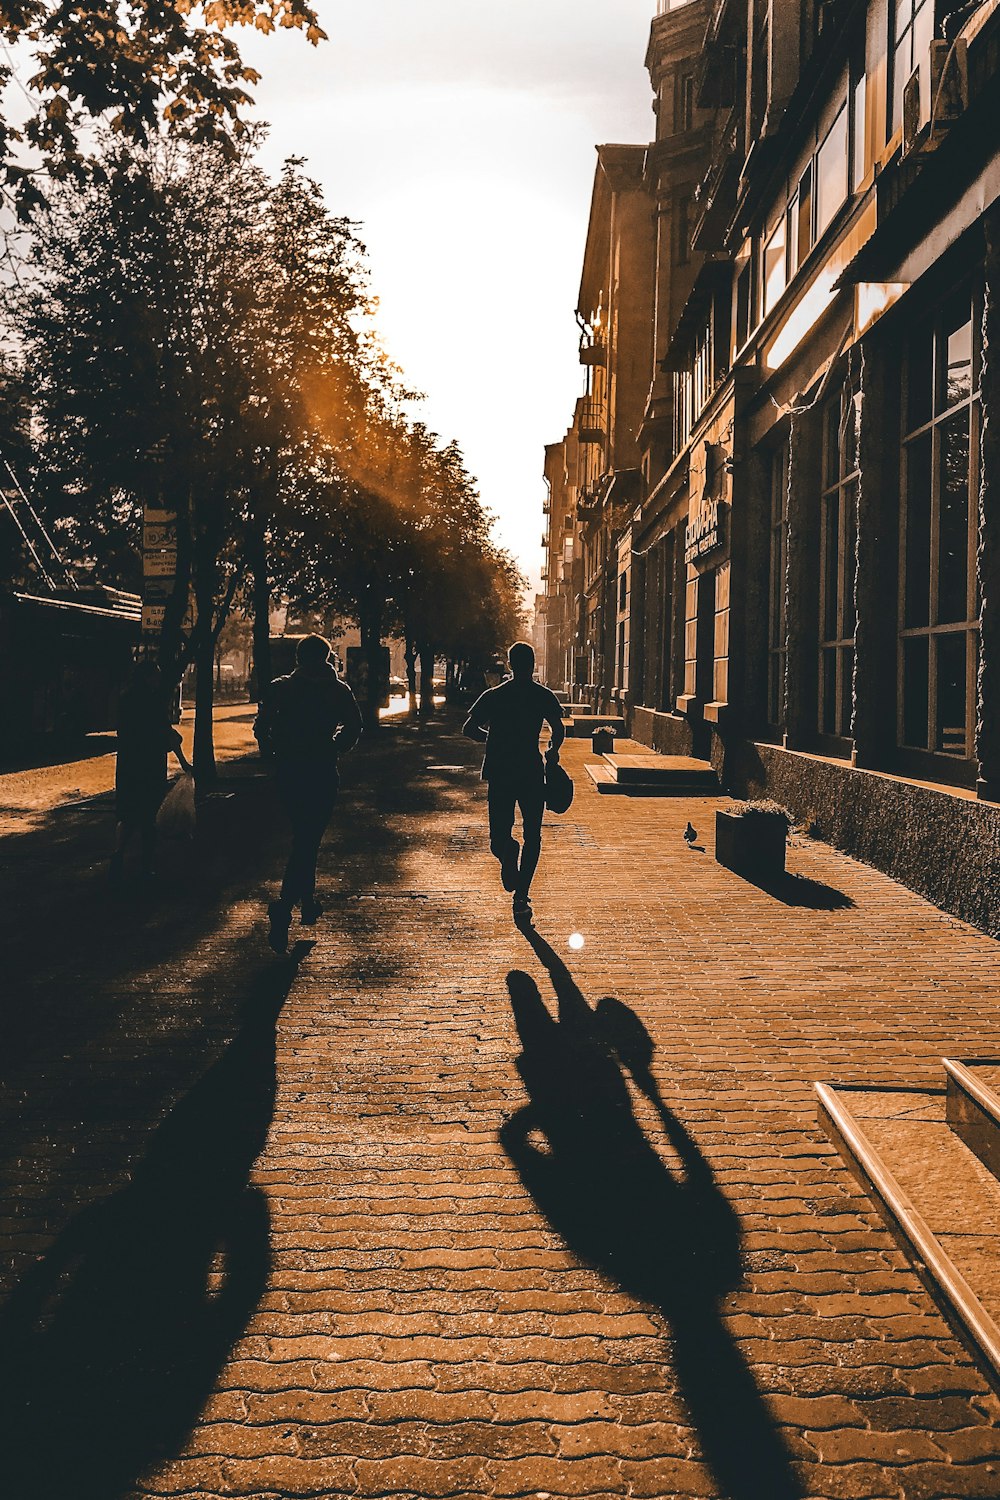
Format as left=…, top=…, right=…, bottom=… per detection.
left=512, top=894, right=533, bottom=926
left=301, top=898, right=324, bottom=926
left=268, top=900, right=291, bottom=953
left=500, top=851, right=519, bottom=893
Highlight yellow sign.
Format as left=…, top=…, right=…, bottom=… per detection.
left=141, top=603, right=166, bottom=633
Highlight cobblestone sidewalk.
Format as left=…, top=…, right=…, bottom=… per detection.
left=3, top=722, right=1000, bottom=1500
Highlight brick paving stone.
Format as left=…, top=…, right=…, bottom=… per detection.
left=6, top=723, right=1000, bottom=1499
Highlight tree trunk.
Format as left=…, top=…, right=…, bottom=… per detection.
left=192, top=539, right=219, bottom=784
left=404, top=638, right=418, bottom=716
left=194, top=626, right=217, bottom=784
left=418, top=645, right=435, bottom=718
left=359, top=596, right=385, bottom=733
left=249, top=483, right=272, bottom=703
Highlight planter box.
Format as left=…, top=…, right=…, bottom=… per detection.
left=592, top=728, right=616, bottom=755
left=715, top=808, right=786, bottom=877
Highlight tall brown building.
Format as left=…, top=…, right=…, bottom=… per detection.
left=542, top=0, right=1000, bottom=933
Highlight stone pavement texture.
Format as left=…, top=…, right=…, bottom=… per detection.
left=4, top=720, right=1000, bottom=1500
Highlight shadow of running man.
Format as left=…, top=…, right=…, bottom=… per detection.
left=0, top=939, right=313, bottom=1500
left=501, top=926, right=803, bottom=1500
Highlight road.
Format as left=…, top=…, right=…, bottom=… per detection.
left=0, top=695, right=415, bottom=835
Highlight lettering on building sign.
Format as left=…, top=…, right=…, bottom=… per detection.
left=685, top=499, right=725, bottom=564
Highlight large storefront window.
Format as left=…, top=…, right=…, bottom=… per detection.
left=818, top=387, right=858, bottom=745
left=768, top=443, right=789, bottom=727
left=899, top=284, right=981, bottom=766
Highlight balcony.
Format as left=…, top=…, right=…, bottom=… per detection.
left=579, top=340, right=606, bottom=368
left=577, top=401, right=605, bottom=445
left=692, top=108, right=741, bottom=251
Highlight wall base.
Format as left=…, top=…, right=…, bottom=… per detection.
left=724, top=739, right=1000, bottom=940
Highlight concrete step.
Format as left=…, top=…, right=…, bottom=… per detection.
left=946, top=1058, right=1000, bottom=1180
left=563, top=714, right=626, bottom=738
left=603, top=753, right=717, bottom=789
left=817, top=1075, right=1000, bottom=1390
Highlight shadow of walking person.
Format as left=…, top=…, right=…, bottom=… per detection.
left=502, top=927, right=803, bottom=1500
left=0, top=940, right=313, bottom=1500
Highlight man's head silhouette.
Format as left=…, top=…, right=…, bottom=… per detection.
left=508, top=642, right=535, bottom=680
left=296, top=634, right=331, bottom=671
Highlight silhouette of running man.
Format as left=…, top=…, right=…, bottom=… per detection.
left=255, top=634, right=363, bottom=952
left=463, top=641, right=565, bottom=924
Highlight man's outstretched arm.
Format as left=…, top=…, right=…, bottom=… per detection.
left=334, top=685, right=364, bottom=755
left=463, top=691, right=490, bottom=743
left=544, top=692, right=565, bottom=758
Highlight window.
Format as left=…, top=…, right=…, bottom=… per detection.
left=852, top=69, right=867, bottom=188
left=692, top=318, right=713, bottom=416
left=816, top=106, right=849, bottom=238
left=735, top=259, right=753, bottom=350
left=768, top=442, right=789, bottom=726
left=818, top=386, right=859, bottom=744
left=677, top=195, right=691, bottom=265
left=788, top=163, right=813, bottom=277
left=672, top=370, right=693, bottom=455
left=892, top=0, right=934, bottom=134
left=676, top=73, right=695, bottom=132
left=899, top=284, right=981, bottom=764
left=763, top=216, right=786, bottom=315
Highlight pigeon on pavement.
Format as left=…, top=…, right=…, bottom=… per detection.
left=683, top=821, right=697, bottom=845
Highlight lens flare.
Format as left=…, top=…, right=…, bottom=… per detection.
left=567, top=932, right=585, bottom=951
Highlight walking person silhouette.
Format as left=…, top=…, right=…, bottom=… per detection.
left=109, top=658, right=192, bottom=886
left=463, top=641, right=565, bottom=925
left=254, top=634, right=363, bottom=952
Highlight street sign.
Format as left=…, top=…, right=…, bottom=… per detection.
left=143, top=521, right=176, bottom=549
left=143, top=550, right=178, bottom=578
left=143, top=575, right=174, bottom=601
left=141, top=603, right=166, bottom=633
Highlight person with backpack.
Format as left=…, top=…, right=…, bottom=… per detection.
left=254, top=634, right=363, bottom=952
left=462, top=641, right=565, bottom=925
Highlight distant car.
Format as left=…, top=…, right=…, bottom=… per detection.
left=388, top=675, right=407, bottom=694
left=431, top=675, right=445, bottom=690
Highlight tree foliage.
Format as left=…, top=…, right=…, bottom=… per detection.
left=0, top=0, right=325, bottom=215
left=13, top=136, right=527, bottom=764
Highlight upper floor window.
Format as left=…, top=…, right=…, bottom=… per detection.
left=763, top=216, right=787, bottom=315
left=892, top=0, right=934, bottom=134
left=676, top=73, right=695, bottom=132
left=816, top=105, right=849, bottom=238
left=758, top=78, right=860, bottom=327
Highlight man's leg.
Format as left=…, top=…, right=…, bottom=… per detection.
left=487, top=781, right=520, bottom=892
left=513, top=781, right=545, bottom=917
left=298, top=787, right=337, bottom=921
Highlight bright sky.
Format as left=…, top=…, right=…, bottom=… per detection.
left=240, top=1, right=658, bottom=591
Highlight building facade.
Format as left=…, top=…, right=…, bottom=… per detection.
left=542, top=0, right=1000, bottom=934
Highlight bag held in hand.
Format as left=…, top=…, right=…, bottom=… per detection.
left=156, top=771, right=196, bottom=838
left=545, top=760, right=574, bottom=815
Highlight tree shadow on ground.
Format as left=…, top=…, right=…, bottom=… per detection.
left=0, top=941, right=311, bottom=1500
left=739, top=869, right=855, bottom=909
left=502, top=926, right=804, bottom=1500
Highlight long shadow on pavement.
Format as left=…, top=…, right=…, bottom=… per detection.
left=0, top=941, right=311, bottom=1500
left=502, top=926, right=804, bottom=1500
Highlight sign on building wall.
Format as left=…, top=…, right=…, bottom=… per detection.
left=685, top=498, right=726, bottom=565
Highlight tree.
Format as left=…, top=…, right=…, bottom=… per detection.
left=17, top=137, right=392, bottom=771
left=0, top=0, right=325, bottom=216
